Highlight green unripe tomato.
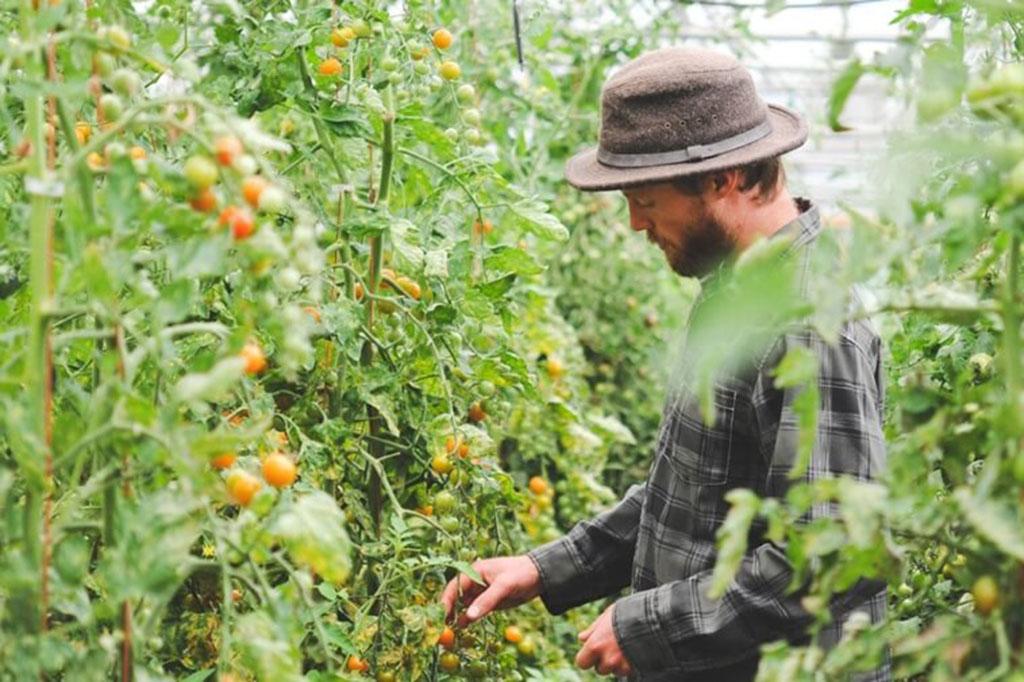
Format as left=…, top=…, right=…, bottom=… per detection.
left=461, top=108, right=481, bottom=126
left=413, top=61, right=430, bottom=76
left=913, top=569, right=937, bottom=589
left=387, top=71, right=402, bottom=85
left=478, top=380, right=496, bottom=397
left=381, top=56, right=399, bottom=72
left=257, top=185, right=286, bottom=214
left=351, top=19, right=371, bottom=38
left=1013, top=452, right=1024, bottom=483
left=440, top=515, right=460, bottom=533
left=438, top=651, right=460, bottom=673
left=466, top=660, right=488, bottom=678
left=156, top=4, right=173, bottom=19
left=104, top=141, right=127, bottom=160
left=99, top=93, right=124, bottom=122
left=183, top=155, right=218, bottom=189
left=106, top=25, right=132, bottom=52
left=515, top=637, right=536, bottom=657
left=972, top=575, right=999, bottom=615
left=464, top=128, right=481, bottom=145
left=433, top=490, right=457, bottom=514
left=111, top=67, right=141, bottom=96
left=444, top=127, right=459, bottom=142
left=456, top=83, right=476, bottom=103
left=95, top=52, right=117, bottom=78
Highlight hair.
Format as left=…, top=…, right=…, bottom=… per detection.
left=672, top=156, right=786, bottom=204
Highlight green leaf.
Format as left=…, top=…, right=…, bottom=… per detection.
left=953, top=487, right=1024, bottom=561
left=99, top=491, right=200, bottom=604
left=170, top=237, right=230, bottom=280
left=365, top=392, right=400, bottom=435
left=233, top=611, right=304, bottom=682
left=587, top=413, right=636, bottom=444
left=189, top=416, right=272, bottom=459
left=828, top=60, right=866, bottom=132
left=836, top=479, right=887, bottom=548
left=803, top=519, right=847, bottom=557
left=506, top=201, right=569, bottom=242
left=269, top=491, right=353, bottom=584
left=174, top=357, right=246, bottom=404
left=484, top=246, right=543, bottom=276
left=318, top=102, right=373, bottom=138
left=477, top=273, right=516, bottom=301
left=424, top=248, right=449, bottom=278
left=317, top=582, right=337, bottom=601
left=390, top=218, right=424, bottom=270
left=788, top=385, right=819, bottom=481
left=451, top=560, right=483, bottom=585
left=772, top=346, right=818, bottom=388
left=709, top=488, right=760, bottom=598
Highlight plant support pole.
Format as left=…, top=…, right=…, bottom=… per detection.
left=21, top=0, right=56, bottom=639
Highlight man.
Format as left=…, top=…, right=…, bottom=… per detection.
left=442, top=47, right=891, bottom=681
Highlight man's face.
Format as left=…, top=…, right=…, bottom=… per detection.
left=622, top=181, right=736, bottom=278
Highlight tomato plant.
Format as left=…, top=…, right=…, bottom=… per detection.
left=3, top=0, right=1023, bottom=680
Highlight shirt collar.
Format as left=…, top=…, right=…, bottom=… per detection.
left=698, top=197, right=821, bottom=287
left=768, top=196, right=821, bottom=254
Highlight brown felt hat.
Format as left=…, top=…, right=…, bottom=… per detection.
left=565, top=47, right=808, bottom=191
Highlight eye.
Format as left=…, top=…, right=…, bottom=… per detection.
left=626, top=194, right=653, bottom=209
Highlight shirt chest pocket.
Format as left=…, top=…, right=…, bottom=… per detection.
left=658, top=384, right=738, bottom=487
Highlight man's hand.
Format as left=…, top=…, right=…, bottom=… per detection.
left=441, top=555, right=542, bottom=628
left=577, top=603, right=633, bottom=678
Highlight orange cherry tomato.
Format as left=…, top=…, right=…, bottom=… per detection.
left=241, top=175, right=268, bottom=208
left=240, top=342, right=267, bottom=375
left=262, top=452, right=298, bottom=488
left=214, top=136, right=243, bottom=166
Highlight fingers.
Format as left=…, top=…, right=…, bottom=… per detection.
left=578, top=623, right=595, bottom=641
left=575, top=642, right=597, bottom=671
left=442, top=571, right=484, bottom=621
left=464, top=579, right=508, bottom=623
left=578, top=644, right=630, bottom=677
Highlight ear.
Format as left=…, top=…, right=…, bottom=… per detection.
left=702, top=169, right=742, bottom=199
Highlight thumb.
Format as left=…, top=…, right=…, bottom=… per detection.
left=464, top=581, right=507, bottom=623
left=578, top=622, right=595, bottom=641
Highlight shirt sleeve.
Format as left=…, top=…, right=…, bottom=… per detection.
left=527, top=482, right=646, bottom=615
left=611, top=326, right=888, bottom=674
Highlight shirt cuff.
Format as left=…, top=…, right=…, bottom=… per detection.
left=526, top=535, right=585, bottom=615
left=612, top=587, right=678, bottom=675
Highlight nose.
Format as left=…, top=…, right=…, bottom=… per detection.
left=628, top=205, right=651, bottom=233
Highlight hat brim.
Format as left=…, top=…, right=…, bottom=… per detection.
left=564, top=104, right=808, bottom=192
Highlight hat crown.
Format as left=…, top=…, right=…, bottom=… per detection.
left=599, top=47, right=769, bottom=157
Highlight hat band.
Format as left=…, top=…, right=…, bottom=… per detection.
left=596, top=119, right=773, bottom=169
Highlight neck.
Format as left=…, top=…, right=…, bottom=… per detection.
left=729, top=187, right=800, bottom=251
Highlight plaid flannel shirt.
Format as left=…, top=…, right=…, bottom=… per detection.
left=528, top=199, right=892, bottom=681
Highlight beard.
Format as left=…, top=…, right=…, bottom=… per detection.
left=664, top=213, right=736, bottom=278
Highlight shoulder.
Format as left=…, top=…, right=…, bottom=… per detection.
left=755, top=317, right=882, bottom=381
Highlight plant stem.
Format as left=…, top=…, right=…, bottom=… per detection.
left=359, top=87, right=397, bottom=534
left=1003, top=233, right=1021, bottom=437
left=21, top=0, right=56, bottom=640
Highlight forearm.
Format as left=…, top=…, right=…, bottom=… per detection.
left=612, top=540, right=886, bottom=674
left=528, top=482, right=645, bottom=614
